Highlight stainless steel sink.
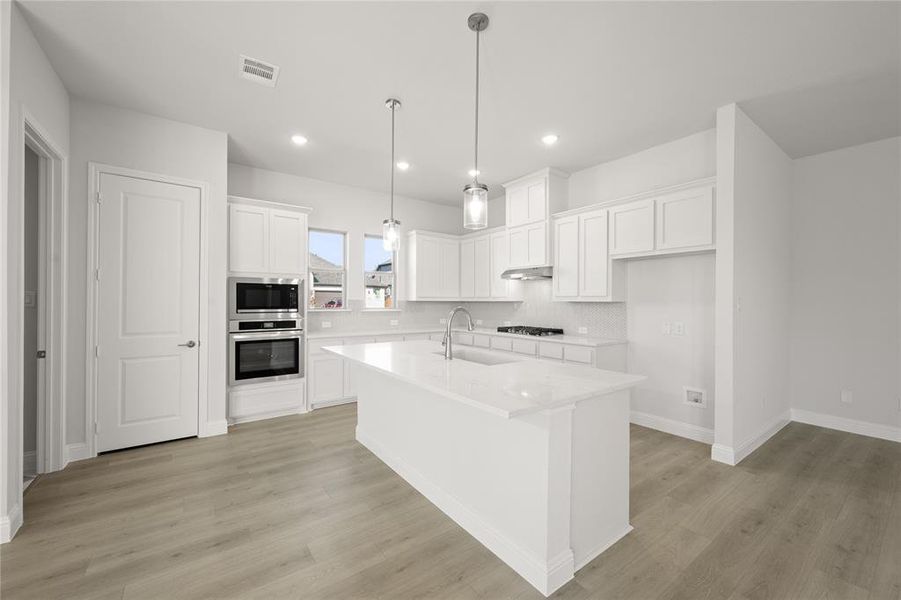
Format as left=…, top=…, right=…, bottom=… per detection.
left=433, top=348, right=521, bottom=366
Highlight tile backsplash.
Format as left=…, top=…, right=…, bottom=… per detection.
left=306, top=280, right=626, bottom=339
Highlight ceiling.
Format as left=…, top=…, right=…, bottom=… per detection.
left=19, top=1, right=901, bottom=205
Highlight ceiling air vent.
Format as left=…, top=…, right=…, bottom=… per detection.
left=239, top=55, right=279, bottom=87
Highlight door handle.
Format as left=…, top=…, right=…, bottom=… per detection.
left=178, top=340, right=197, bottom=348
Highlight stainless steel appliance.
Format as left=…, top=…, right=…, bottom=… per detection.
left=229, top=317, right=304, bottom=386
left=496, top=326, right=564, bottom=336
left=229, top=277, right=302, bottom=321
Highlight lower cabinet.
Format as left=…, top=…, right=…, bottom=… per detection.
left=228, top=379, right=305, bottom=424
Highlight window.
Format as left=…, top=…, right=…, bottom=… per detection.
left=364, top=235, right=395, bottom=309
left=309, top=229, right=346, bottom=309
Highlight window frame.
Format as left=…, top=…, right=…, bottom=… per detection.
left=308, top=228, right=348, bottom=311
left=362, top=233, right=398, bottom=311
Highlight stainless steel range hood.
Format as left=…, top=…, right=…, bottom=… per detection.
left=501, top=266, right=553, bottom=280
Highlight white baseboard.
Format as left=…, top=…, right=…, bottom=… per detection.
left=65, top=442, right=91, bottom=465
left=357, top=426, right=571, bottom=597
left=311, top=397, right=357, bottom=410
left=199, top=419, right=229, bottom=437
left=711, top=410, right=791, bottom=466
left=791, top=409, right=901, bottom=443
left=0, top=503, right=22, bottom=543
left=228, top=407, right=304, bottom=425
left=573, top=524, right=633, bottom=571
left=630, top=411, right=714, bottom=444
left=23, top=450, right=37, bottom=476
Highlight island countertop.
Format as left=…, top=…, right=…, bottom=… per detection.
left=324, top=340, right=645, bottom=418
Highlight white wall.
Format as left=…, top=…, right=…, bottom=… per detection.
left=626, top=254, right=716, bottom=437
left=568, top=129, right=716, bottom=209
left=790, top=137, right=900, bottom=432
left=714, top=104, right=793, bottom=463
left=2, top=2, right=70, bottom=540
left=67, top=99, right=229, bottom=446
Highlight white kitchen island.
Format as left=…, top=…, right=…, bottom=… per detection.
left=324, top=340, right=645, bottom=596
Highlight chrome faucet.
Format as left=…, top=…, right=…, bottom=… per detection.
left=442, top=306, right=474, bottom=359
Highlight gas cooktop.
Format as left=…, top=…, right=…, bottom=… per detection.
left=496, top=326, right=564, bottom=337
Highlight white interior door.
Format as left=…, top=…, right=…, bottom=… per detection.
left=96, top=173, right=201, bottom=452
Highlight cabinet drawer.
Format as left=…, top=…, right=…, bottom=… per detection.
left=539, top=342, right=564, bottom=360
left=310, top=338, right=344, bottom=355
left=511, top=339, right=537, bottom=356
left=490, top=337, right=513, bottom=352
left=472, top=334, right=491, bottom=348
left=563, top=346, right=595, bottom=365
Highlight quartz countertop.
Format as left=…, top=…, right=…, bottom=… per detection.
left=307, top=327, right=626, bottom=347
left=324, top=340, right=644, bottom=418
left=306, top=328, right=442, bottom=340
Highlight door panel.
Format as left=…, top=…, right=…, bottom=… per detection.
left=97, top=173, right=200, bottom=452
left=554, top=217, right=579, bottom=297
left=473, top=236, right=490, bottom=298
left=229, top=204, right=268, bottom=273
left=459, top=239, right=475, bottom=299
left=269, top=209, right=306, bottom=275
left=580, top=210, right=609, bottom=297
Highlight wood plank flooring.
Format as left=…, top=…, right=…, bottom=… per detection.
left=2, top=404, right=899, bottom=599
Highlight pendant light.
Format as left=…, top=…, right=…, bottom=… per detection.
left=463, top=12, right=489, bottom=230
left=383, top=98, right=402, bottom=251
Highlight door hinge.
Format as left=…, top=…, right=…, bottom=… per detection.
left=94, top=345, right=100, bottom=358
left=94, top=422, right=100, bottom=434
left=96, top=191, right=102, bottom=204
left=94, top=268, right=100, bottom=281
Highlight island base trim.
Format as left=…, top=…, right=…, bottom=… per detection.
left=356, top=426, right=574, bottom=597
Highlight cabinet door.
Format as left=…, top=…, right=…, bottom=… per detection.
left=310, top=355, right=344, bottom=403
left=526, top=222, right=547, bottom=266
left=507, top=186, right=529, bottom=227
left=553, top=216, right=579, bottom=298
left=609, top=199, right=655, bottom=256
left=416, top=236, right=439, bottom=298
left=579, top=209, right=610, bottom=298
left=459, top=239, right=475, bottom=299
left=473, top=236, right=491, bottom=298
left=655, top=186, right=714, bottom=251
left=268, top=209, right=306, bottom=275
left=489, top=231, right=510, bottom=298
left=440, top=239, right=460, bottom=298
left=526, top=180, right=546, bottom=223
left=509, top=222, right=547, bottom=268
left=229, top=204, right=269, bottom=273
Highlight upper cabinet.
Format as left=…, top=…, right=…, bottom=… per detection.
left=609, top=199, right=655, bottom=256
left=553, top=208, right=624, bottom=302
left=406, top=231, right=460, bottom=301
left=504, top=168, right=569, bottom=268
left=229, top=197, right=309, bottom=277
left=459, top=227, right=519, bottom=301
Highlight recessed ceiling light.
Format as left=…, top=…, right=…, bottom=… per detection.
left=291, top=134, right=308, bottom=146
left=468, top=169, right=480, bottom=177
left=396, top=161, right=410, bottom=171
left=541, top=134, right=559, bottom=146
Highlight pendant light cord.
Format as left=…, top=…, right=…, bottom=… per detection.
left=473, top=26, right=480, bottom=181
left=390, top=102, right=396, bottom=221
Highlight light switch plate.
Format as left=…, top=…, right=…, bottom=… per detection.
left=321, top=321, right=332, bottom=329
left=841, top=389, right=853, bottom=404
left=662, top=322, right=672, bottom=335
left=476, top=319, right=483, bottom=325
left=390, top=320, right=398, bottom=326
left=673, top=321, right=685, bottom=336
left=439, top=318, right=447, bottom=324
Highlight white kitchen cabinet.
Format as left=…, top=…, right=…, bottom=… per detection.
left=473, top=236, right=491, bottom=298
left=490, top=230, right=511, bottom=299
left=553, top=215, right=579, bottom=298
left=309, top=354, right=345, bottom=404
left=229, top=197, right=308, bottom=276
left=609, top=199, right=655, bottom=257
left=504, top=168, right=569, bottom=228
left=406, top=231, right=460, bottom=300
left=508, top=222, right=548, bottom=268
left=459, top=239, right=475, bottom=298
left=655, top=186, right=715, bottom=251
left=553, top=208, right=623, bottom=302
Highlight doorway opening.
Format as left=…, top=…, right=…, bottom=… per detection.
left=22, top=144, right=39, bottom=488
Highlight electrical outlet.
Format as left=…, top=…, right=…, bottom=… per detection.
left=321, top=321, right=332, bottom=329
left=662, top=321, right=672, bottom=335
left=841, top=389, right=853, bottom=404
left=23, top=291, right=37, bottom=308
left=439, top=318, right=447, bottom=324
left=683, top=387, right=707, bottom=408
left=476, top=319, right=483, bottom=326
left=578, top=326, right=588, bottom=335
left=673, top=321, right=685, bottom=336
left=503, top=320, right=512, bottom=326
left=390, top=319, right=398, bottom=326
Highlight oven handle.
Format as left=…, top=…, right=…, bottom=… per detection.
left=229, top=330, right=304, bottom=342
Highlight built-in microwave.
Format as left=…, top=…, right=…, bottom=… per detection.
left=229, top=277, right=302, bottom=321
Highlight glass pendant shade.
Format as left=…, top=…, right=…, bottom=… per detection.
left=463, top=183, right=488, bottom=230
left=382, top=218, right=401, bottom=251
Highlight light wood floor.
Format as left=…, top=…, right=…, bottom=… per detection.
left=2, top=404, right=899, bottom=600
